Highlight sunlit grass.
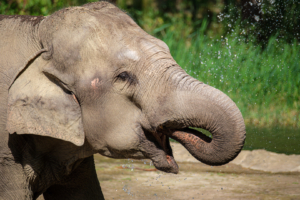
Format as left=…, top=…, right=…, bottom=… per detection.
left=163, top=23, right=300, bottom=154
left=161, top=25, right=300, bottom=128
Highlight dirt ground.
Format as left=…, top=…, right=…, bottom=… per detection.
left=94, top=154, right=300, bottom=200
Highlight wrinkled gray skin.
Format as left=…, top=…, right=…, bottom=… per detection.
left=0, top=2, right=246, bottom=200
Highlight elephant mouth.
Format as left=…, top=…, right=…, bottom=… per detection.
left=153, top=130, right=179, bottom=168
left=144, top=125, right=211, bottom=174
left=140, top=127, right=177, bottom=174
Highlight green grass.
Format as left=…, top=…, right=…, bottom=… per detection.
left=163, top=22, right=300, bottom=154
left=161, top=23, right=300, bottom=128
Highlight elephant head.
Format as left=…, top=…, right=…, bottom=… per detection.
left=6, top=2, right=245, bottom=174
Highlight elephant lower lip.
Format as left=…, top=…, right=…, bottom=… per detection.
left=166, top=155, right=177, bottom=168
left=152, top=153, right=178, bottom=174
left=149, top=130, right=178, bottom=173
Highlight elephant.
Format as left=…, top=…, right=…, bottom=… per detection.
left=0, top=2, right=246, bottom=200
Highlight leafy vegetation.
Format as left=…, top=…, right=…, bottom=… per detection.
left=0, top=0, right=94, bottom=16
left=162, top=23, right=300, bottom=128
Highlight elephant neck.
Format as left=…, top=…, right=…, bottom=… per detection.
left=7, top=133, right=95, bottom=197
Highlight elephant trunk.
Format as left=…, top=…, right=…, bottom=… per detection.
left=164, top=74, right=246, bottom=165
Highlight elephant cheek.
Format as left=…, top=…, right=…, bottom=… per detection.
left=89, top=77, right=104, bottom=97
left=76, top=75, right=109, bottom=103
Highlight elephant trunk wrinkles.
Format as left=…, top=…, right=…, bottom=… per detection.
left=167, top=74, right=246, bottom=166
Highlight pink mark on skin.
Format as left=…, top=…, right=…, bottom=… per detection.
left=91, top=78, right=100, bottom=89
left=166, top=155, right=172, bottom=164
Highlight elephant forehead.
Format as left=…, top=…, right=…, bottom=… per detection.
left=117, top=48, right=140, bottom=62
left=139, top=38, right=169, bottom=53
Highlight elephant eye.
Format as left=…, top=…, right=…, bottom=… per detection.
left=117, top=71, right=130, bottom=82
left=116, top=71, right=138, bottom=86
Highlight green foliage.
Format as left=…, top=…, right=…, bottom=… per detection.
left=0, top=0, right=95, bottom=16
left=162, top=21, right=300, bottom=128
left=222, top=0, right=300, bottom=44
left=116, top=0, right=223, bottom=39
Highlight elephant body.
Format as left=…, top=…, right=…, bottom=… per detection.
left=0, top=2, right=245, bottom=200
left=0, top=15, right=103, bottom=200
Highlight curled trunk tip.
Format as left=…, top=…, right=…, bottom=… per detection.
left=170, top=83, right=246, bottom=165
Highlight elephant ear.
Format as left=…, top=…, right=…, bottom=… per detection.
left=6, top=55, right=85, bottom=146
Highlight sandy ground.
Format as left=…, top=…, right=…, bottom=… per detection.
left=94, top=145, right=300, bottom=200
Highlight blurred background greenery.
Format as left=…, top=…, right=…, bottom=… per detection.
left=1, top=0, right=299, bottom=43
left=1, top=0, right=299, bottom=153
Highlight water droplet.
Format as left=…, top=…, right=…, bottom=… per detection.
left=254, top=15, right=260, bottom=21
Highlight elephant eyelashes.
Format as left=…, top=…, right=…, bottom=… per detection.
left=116, top=71, right=138, bottom=86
